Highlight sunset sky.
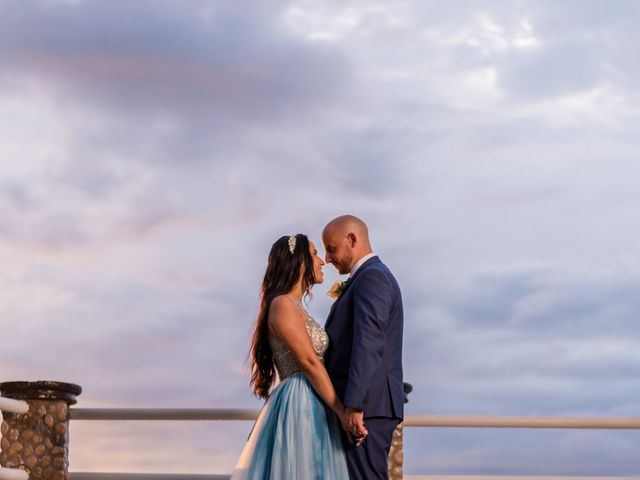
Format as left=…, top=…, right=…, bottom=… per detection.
left=1, top=0, right=639, bottom=476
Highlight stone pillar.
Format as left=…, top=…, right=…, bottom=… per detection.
left=388, top=382, right=412, bottom=480
left=0, top=381, right=82, bottom=480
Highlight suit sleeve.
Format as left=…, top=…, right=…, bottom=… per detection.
left=343, top=269, right=392, bottom=411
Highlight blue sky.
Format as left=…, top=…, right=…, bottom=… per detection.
left=1, top=0, right=639, bottom=475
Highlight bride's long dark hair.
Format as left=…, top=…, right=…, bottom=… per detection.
left=250, top=234, right=316, bottom=399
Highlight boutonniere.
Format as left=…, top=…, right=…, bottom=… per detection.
left=327, top=279, right=348, bottom=300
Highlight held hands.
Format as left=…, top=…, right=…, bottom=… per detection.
left=341, top=406, right=368, bottom=446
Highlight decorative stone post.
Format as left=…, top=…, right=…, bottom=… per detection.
left=0, top=381, right=82, bottom=480
left=388, top=382, right=412, bottom=480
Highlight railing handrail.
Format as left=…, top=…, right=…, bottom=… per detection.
left=68, top=474, right=228, bottom=480
left=70, top=408, right=259, bottom=421
left=403, top=414, right=640, bottom=429
left=66, top=476, right=640, bottom=480
left=69, top=408, right=640, bottom=429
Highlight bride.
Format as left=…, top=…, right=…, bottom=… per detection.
left=231, top=234, right=364, bottom=479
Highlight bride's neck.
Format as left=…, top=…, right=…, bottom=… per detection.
left=288, top=283, right=305, bottom=301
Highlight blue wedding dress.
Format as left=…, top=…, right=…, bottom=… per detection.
left=230, top=306, right=349, bottom=479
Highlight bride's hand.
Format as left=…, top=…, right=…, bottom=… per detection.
left=348, top=426, right=368, bottom=446
left=354, top=431, right=367, bottom=446
left=337, top=406, right=348, bottom=430
left=341, top=406, right=368, bottom=446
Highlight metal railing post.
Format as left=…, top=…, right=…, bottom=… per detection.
left=1, top=381, right=82, bottom=480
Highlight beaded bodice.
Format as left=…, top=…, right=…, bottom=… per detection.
left=269, top=305, right=329, bottom=380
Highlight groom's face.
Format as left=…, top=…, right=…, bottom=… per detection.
left=322, top=230, right=353, bottom=275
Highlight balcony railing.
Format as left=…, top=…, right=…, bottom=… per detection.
left=69, top=407, right=640, bottom=429
left=2, top=387, right=640, bottom=480
left=68, top=409, right=640, bottom=480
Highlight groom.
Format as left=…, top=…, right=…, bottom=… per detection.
left=322, top=215, right=404, bottom=480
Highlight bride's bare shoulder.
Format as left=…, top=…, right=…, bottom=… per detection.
left=269, top=295, right=303, bottom=328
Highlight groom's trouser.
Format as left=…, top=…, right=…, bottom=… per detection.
left=343, top=417, right=400, bottom=480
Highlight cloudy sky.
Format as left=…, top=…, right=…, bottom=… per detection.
left=1, top=0, right=639, bottom=476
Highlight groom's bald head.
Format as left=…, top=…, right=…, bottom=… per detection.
left=323, top=215, right=369, bottom=241
left=322, top=215, right=372, bottom=274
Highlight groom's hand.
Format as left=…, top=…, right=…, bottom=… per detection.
left=344, top=406, right=367, bottom=446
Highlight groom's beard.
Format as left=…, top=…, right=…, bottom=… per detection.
left=334, top=254, right=353, bottom=275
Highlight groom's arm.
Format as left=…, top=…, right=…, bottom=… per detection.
left=343, top=268, right=392, bottom=411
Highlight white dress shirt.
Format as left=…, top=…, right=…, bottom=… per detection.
left=349, top=252, right=376, bottom=279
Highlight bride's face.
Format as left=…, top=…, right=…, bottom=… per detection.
left=309, top=240, right=325, bottom=284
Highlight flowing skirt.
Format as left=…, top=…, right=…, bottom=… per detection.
left=230, top=372, right=349, bottom=479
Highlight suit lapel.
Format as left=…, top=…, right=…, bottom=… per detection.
left=325, top=256, right=380, bottom=328
left=327, top=296, right=341, bottom=323
left=342, top=255, right=380, bottom=291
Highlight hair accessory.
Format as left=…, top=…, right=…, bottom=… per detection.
left=288, top=234, right=297, bottom=254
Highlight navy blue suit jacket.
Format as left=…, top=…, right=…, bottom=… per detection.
left=324, top=256, right=404, bottom=420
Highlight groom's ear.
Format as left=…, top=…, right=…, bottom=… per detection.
left=346, top=232, right=357, bottom=247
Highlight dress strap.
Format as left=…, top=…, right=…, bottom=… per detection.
left=287, top=295, right=308, bottom=317
left=287, top=294, right=301, bottom=308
